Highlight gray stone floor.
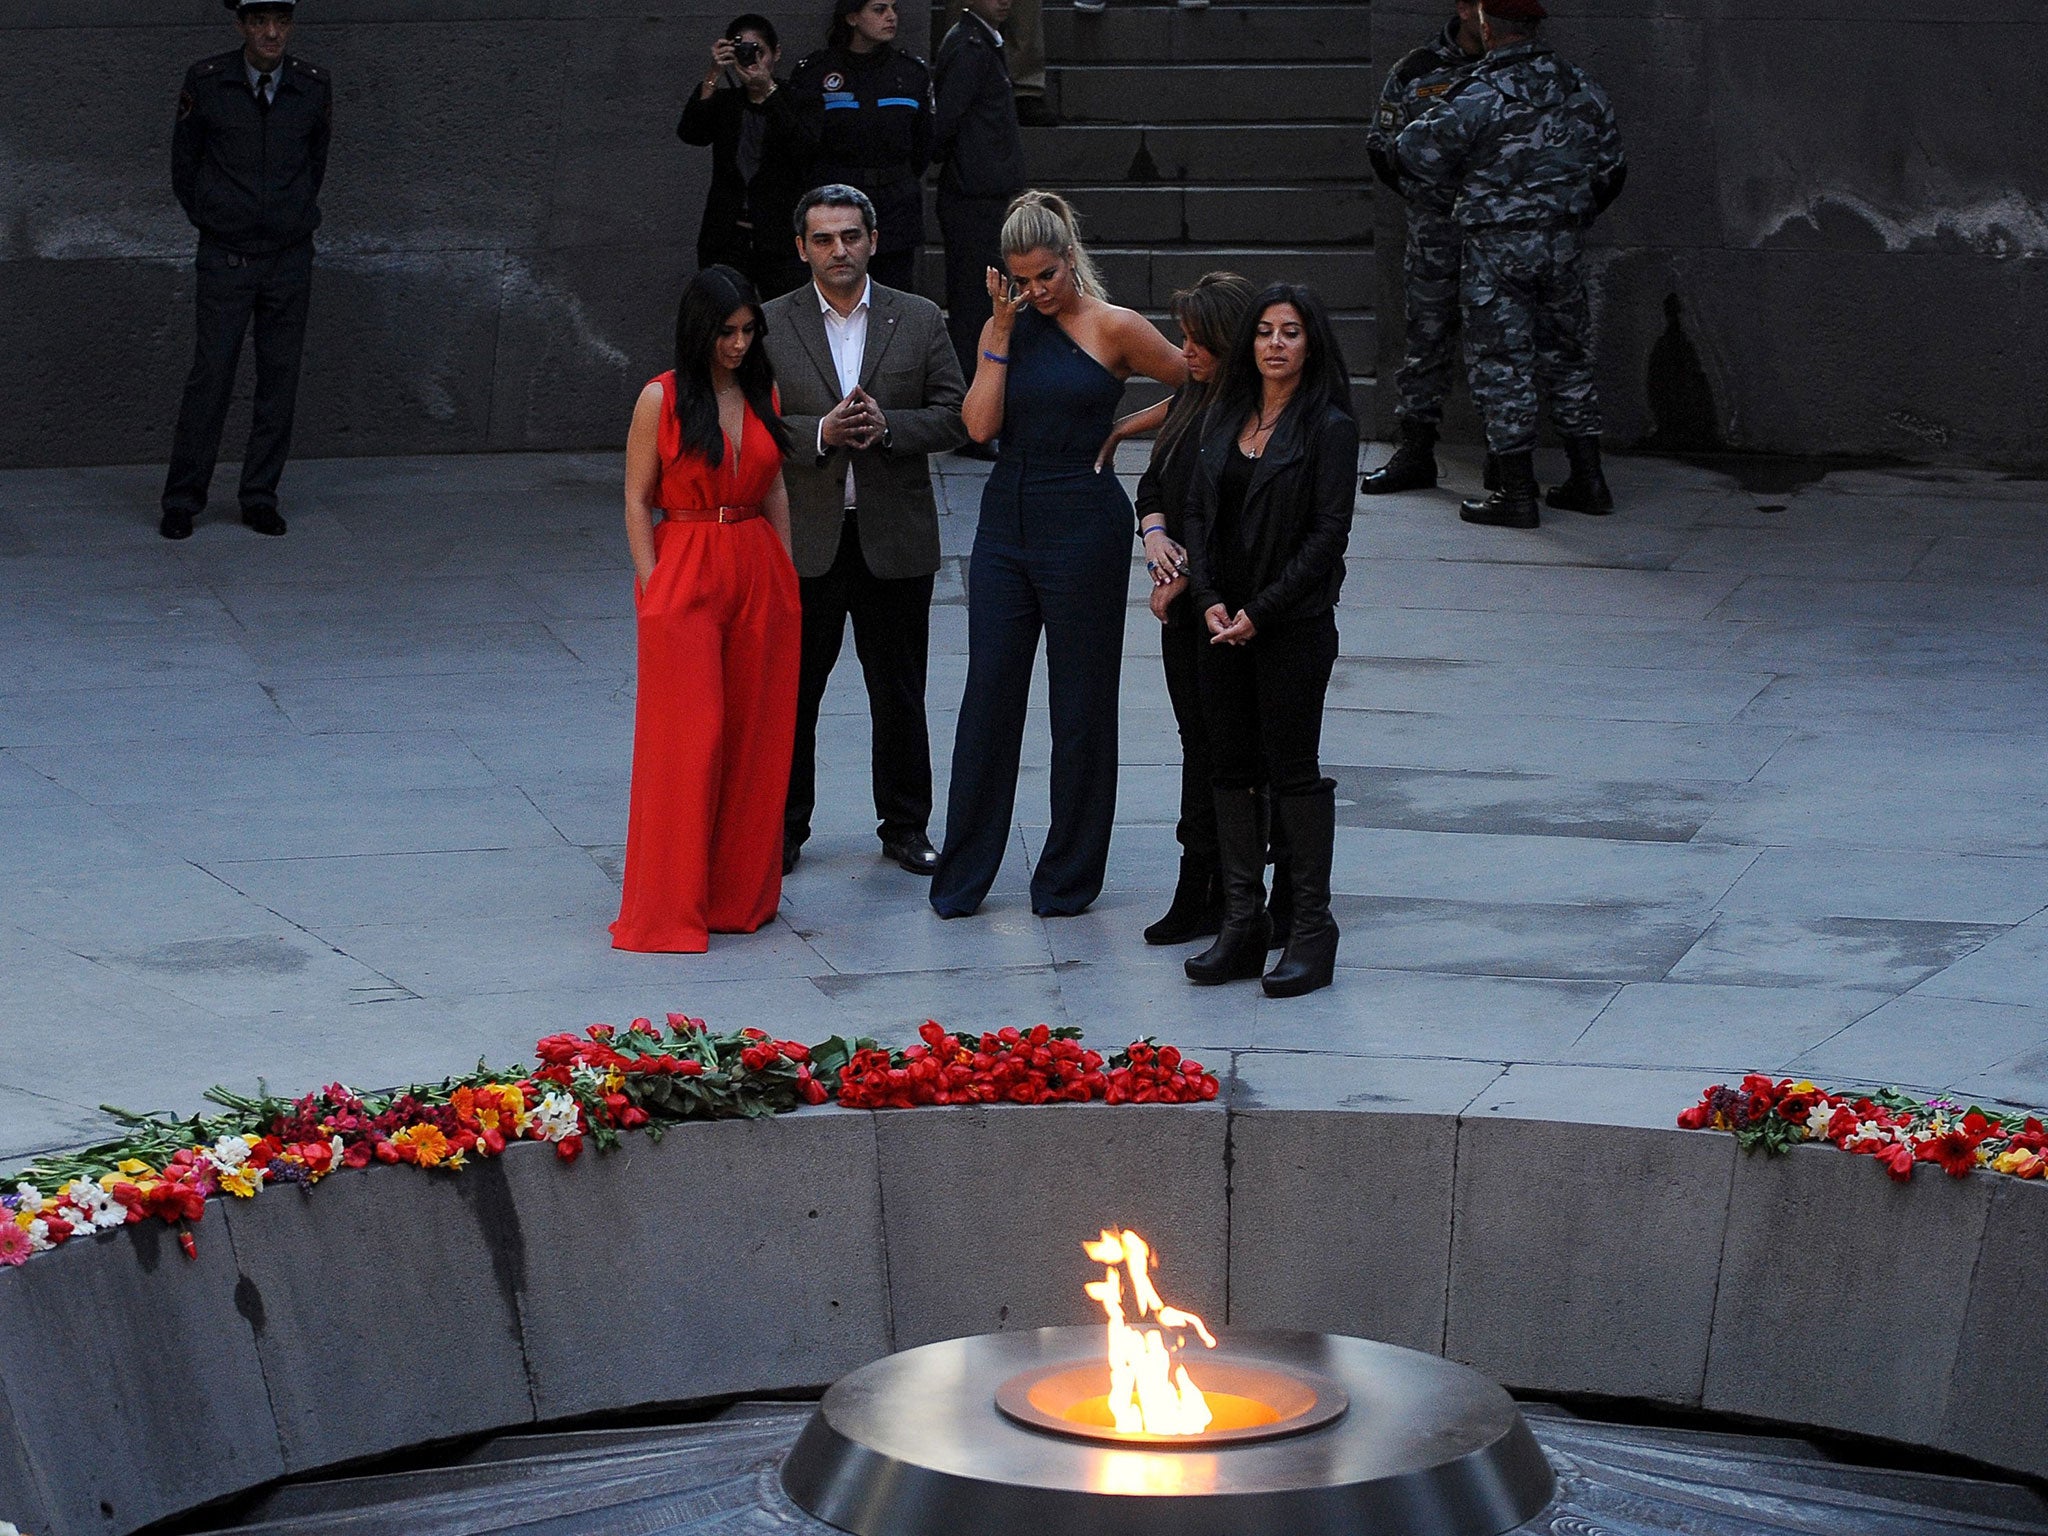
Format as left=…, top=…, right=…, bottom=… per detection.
left=3, top=444, right=2046, bottom=1162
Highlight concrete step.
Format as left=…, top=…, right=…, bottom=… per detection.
left=1063, top=183, right=1374, bottom=246
left=1023, top=122, right=1371, bottom=183
left=1093, top=245, right=1372, bottom=308
left=1049, top=63, right=1374, bottom=124
left=1044, top=5, right=1373, bottom=63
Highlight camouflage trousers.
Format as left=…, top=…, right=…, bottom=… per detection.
left=1461, top=224, right=1602, bottom=454
left=1394, top=212, right=1464, bottom=425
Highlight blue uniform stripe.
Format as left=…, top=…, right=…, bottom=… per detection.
left=876, top=96, right=922, bottom=108
left=824, top=100, right=860, bottom=108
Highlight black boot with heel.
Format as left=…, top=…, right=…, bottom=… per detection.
left=1263, top=783, right=1339, bottom=998
left=1145, top=855, right=1222, bottom=946
left=1185, top=788, right=1272, bottom=985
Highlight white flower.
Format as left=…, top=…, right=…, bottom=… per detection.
left=209, top=1136, right=254, bottom=1172
left=24, top=1219, right=52, bottom=1254
left=1804, top=1102, right=1835, bottom=1137
left=531, top=1091, right=582, bottom=1142
left=2, top=1518, right=24, bottom=1536
left=14, top=1182, right=42, bottom=1209
left=63, top=1180, right=124, bottom=1231
left=329, top=1134, right=346, bottom=1170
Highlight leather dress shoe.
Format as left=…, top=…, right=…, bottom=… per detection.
left=159, top=509, right=195, bottom=541
left=782, top=838, right=802, bottom=877
left=242, top=507, right=288, bottom=536
left=882, top=830, right=938, bottom=875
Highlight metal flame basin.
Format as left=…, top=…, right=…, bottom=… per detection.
left=781, top=1327, right=1555, bottom=1536
left=994, top=1353, right=1349, bottom=1447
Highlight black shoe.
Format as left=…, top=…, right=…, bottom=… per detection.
left=1263, top=784, right=1339, bottom=998
left=1144, top=858, right=1221, bottom=946
left=782, top=837, right=802, bottom=876
left=882, top=830, right=938, bottom=875
left=952, top=440, right=1000, bottom=462
left=1266, top=859, right=1292, bottom=950
left=1360, top=417, right=1438, bottom=495
left=159, top=509, right=194, bottom=541
left=1186, top=787, right=1272, bottom=985
left=1460, top=450, right=1539, bottom=529
left=1483, top=452, right=1500, bottom=492
left=242, top=507, right=288, bottom=536
left=1014, top=95, right=1057, bottom=127
left=1547, top=434, right=1616, bottom=514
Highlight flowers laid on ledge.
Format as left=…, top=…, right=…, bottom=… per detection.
left=0, top=1018, right=1219, bottom=1269
left=1678, top=1074, right=2048, bottom=1183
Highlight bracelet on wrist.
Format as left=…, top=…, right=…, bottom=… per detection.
left=1142, top=525, right=1169, bottom=539
left=982, top=349, right=1010, bottom=365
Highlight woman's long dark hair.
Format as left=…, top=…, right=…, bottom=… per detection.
left=672, top=265, right=793, bottom=466
left=826, top=0, right=875, bottom=51
left=1154, top=271, right=1255, bottom=465
left=1209, top=283, right=1354, bottom=446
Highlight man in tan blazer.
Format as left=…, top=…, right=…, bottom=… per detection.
left=763, top=184, right=968, bottom=877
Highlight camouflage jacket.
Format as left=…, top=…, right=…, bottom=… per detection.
left=1392, top=40, right=1626, bottom=231
left=1366, top=21, right=1483, bottom=214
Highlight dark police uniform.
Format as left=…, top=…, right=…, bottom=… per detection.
left=163, top=44, right=332, bottom=534
left=1367, top=21, right=1481, bottom=430
left=933, top=10, right=1026, bottom=384
left=789, top=42, right=933, bottom=292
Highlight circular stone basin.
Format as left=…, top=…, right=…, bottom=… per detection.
left=782, top=1327, right=1554, bottom=1536
left=994, top=1353, right=1349, bottom=1447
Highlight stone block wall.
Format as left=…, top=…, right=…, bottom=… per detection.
left=0, top=0, right=857, bottom=470
left=1371, top=0, right=2048, bottom=469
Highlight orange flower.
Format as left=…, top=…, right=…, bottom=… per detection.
left=390, top=1123, right=453, bottom=1168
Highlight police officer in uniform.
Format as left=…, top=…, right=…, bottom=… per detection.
left=161, top=0, right=332, bottom=541
left=790, top=0, right=934, bottom=293
left=1395, top=0, right=1624, bottom=529
left=933, top=0, right=1027, bottom=393
left=1361, top=1, right=1483, bottom=495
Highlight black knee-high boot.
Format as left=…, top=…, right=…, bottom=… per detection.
left=1185, top=787, right=1271, bottom=985
left=1263, top=783, right=1339, bottom=998
left=1145, top=853, right=1222, bottom=945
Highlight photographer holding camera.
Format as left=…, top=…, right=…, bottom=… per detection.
left=678, top=14, right=820, bottom=300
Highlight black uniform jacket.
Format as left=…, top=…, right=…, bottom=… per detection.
left=932, top=12, right=1025, bottom=201
left=789, top=43, right=934, bottom=252
left=173, top=49, right=332, bottom=254
left=676, top=81, right=822, bottom=258
left=1184, top=402, right=1359, bottom=632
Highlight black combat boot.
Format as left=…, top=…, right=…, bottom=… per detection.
left=1360, top=418, right=1438, bottom=495
left=1144, top=855, right=1222, bottom=946
left=1185, top=788, right=1272, bottom=985
left=1547, top=434, right=1615, bottom=514
left=1263, top=784, right=1339, bottom=998
left=1460, top=450, right=1539, bottom=529
left=1483, top=452, right=1500, bottom=491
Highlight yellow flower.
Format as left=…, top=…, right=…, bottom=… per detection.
left=114, top=1159, right=154, bottom=1177
left=217, top=1165, right=265, bottom=1199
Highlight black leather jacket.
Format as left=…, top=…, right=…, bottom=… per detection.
left=1184, top=401, right=1358, bottom=632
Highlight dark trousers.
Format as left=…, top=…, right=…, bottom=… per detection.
left=698, top=224, right=807, bottom=301
left=162, top=240, right=313, bottom=518
left=869, top=247, right=919, bottom=293
left=938, top=193, right=1009, bottom=385
left=786, top=514, right=936, bottom=847
left=1159, top=608, right=1218, bottom=868
left=932, top=531, right=1127, bottom=917
left=1199, top=610, right=1339, bottom=799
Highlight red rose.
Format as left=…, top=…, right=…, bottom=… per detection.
left=556, top=1135, right=583, bottom=1162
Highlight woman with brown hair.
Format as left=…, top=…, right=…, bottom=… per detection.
left=929, top=191, right=1187, bottom=919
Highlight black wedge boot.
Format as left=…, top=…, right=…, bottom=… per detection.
left=1460, top=450, right=1539, bottom=529
left=1185, top=788, right=1272, bottom=985
left=1145, top=855, right=1222, bottom=946
left=1546, top=434, right=1615, bottom=514
left=1360, top=418, right=1439, bottom=495
left=1263, top=784, right=1339, bottom=998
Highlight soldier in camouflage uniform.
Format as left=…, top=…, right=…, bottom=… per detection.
left=1361, top=2, right=1484, bottom=495
left=1395, top=0, right=1625, bottom=528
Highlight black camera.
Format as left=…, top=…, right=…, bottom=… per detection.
left=731, top=38, right=764, bottom=66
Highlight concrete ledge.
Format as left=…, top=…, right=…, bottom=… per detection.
left=2, top=1100, right=2046, bottom=1535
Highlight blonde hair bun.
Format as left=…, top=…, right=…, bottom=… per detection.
left=999, top=189, right=1107, bottom=301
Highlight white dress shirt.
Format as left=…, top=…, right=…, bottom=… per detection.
left=816, top=277, right=871, bottom=508
left=244, top=57, right=280, bottom=104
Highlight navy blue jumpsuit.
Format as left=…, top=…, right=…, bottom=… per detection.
left=931, top=306, right=1133, bottom=918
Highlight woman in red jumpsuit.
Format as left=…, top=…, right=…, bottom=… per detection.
left=611, top=265, right=802, bottom=953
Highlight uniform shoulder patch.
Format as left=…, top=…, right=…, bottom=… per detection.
left=1415, top=79, right=1455, bottom=99
left=178, top=88, right=196, bottom=119
left=1390, top=45, right=1438, bottom=87
left=290, top=58, right=327, bottom=80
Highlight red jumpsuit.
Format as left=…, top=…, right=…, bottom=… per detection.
left=610, top=374, right=802, bottom=953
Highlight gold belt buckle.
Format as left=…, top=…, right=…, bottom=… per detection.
left=717, top=506, right=736, bottom=523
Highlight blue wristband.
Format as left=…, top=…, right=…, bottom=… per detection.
left=982, top=349, right=1010, bottom=365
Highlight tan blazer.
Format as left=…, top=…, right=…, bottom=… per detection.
left=761, top=280, right=969, bottom=581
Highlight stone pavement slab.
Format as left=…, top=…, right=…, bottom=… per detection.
left=2, top=446, right=2047, bottom=1158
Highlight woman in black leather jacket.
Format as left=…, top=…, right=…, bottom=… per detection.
left=1180, top=283, right=1358, bottom=997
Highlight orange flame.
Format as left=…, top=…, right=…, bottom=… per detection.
left=1083, top=1228, right=1215, bottom=1435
